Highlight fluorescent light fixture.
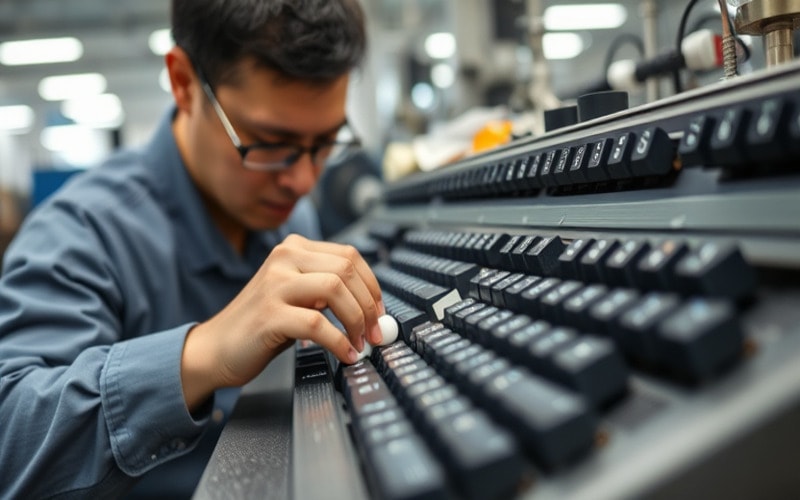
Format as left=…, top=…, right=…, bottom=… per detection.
left=38, top=73, right=107, bottom=101
left=544, top=33, right=585, bottom=60
left=61, top=93, right=124, bottom=128
left=148, top=28, right=173, bottom=56
left=431, top=63, right=455, bottom=89
left=41, top=124, right=109, bottom=166
left=411, top=82, right=436, bottom=111
left=0, top=37, right=83, bottom=66
left=0, top=105, right=35, bottom=133
left=424, top=32, right=456, bottom=59
left=544, top=4, right=627, bottom=31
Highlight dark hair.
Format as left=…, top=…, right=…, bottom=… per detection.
left=171, top=0, right=367, bottom=86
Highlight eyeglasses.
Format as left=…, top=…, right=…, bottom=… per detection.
left=197, top=74, right=361, bottom=172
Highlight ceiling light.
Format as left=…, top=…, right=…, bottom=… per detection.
left=0, top=37, right=83, bottom=66
left=424, top=33, right=457, bottom=59
left=148, top=29, right=173, bottom=56
left=431, top=63, right=455, bottom=89
left=543, top=33, right=585, bottom=60
left=38, top=73, right=107, bottom=101
left=544, top=4, right=627, bottom=31
left=40, top=124, right=110, bottom=166
left=411, top=82, right=436, bottom=111
left=0, top=105, right=35, bottom=133
left=61, top=93, right=124, bottom=128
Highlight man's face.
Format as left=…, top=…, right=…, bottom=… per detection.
left=185, top=63, right=350, bottom=234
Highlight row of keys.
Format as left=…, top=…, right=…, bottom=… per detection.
left=679, top=96, right=800, bottom=170
left=379, top=259, right=745, bottom=384
left=371, top=317, right=597, bottom=473
left=386, top=126, right=676, bottom=203
left=402, top=230, right=757, bottom=301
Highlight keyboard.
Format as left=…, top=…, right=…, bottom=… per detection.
left=290, top=62, right=800, bottom=500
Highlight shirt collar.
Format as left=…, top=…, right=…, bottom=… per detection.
left=142, top=108, right=275, bottom=277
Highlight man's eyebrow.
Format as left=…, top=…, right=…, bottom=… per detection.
left=247, top=118, right=349, bottom=141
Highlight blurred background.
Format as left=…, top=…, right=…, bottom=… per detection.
left=0, top=0, right=785, bottom=251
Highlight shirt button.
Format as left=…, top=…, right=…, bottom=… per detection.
left=172, top=439, right=187, bottom=451
left=150, top=454, right=157, bottom=461
left=212, top=408, right=224, bottom=423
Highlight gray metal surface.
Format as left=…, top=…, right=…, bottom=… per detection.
left=193, top=351, right=294, bottom=500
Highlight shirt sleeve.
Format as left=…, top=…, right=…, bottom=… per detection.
left=0, top=201, right=211, bottom=498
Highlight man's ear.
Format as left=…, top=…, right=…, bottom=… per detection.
left=164, top=46, right=198, bottom=114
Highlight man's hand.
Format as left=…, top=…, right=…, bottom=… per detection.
left=180, top=234, right=383, bottom=411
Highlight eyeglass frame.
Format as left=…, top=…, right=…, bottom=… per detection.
left=196, top=70, right=362, bottom=172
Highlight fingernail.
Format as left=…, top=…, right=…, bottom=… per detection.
left=347, top=348, right=358, bottom=363
left=358, top=333, right=365, bottom=352
left=379, top=301, right=386, bottom=315
left=370, top=324, right=383, bottom=345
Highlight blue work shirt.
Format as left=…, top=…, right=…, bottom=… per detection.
left=0, top=108, right=321, bottom=499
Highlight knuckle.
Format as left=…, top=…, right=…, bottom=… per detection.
left=303, top=311, right=325, bottom=332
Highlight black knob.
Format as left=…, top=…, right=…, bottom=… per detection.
left=544, top=105, right=578, bottom=132
left=577, top=91, right=629, bottom=122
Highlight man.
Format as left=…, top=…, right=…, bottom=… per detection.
left=0, top=0, right=380, bottom=498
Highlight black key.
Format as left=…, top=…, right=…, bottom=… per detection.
left=469, top=268, right=498, bottom=300
left=553, top=146, right=575, bottom=185
left=789, top=103, right=800, bottom=157
left=361, top=411, right=409, bottom=439
left=586, top=138, right=612, bottom=181
left=478, top=271, right=510, bottom=303
left=551, top=335, right=629, bottom=408
left=539, top=281, right=583, bottom=324
left=568, top=143, right=592, bottom=183
left=523, top=154, right=544, bottom=190
left=488, top=315, right=533, bottom=351
left=463, top=306, right=500, bottom=339
left=519, top=277, right=562, bottom=317
left=509, top=235, right=540, bottom=271
left=411, top=323, right=450, bottom=354
left=526, top=326, right=576, bottom=376
left=588, top=288, right=641, bottom=337
left=346, top=371, right=399, bottom=418
left=503, top=275, right=542, bottom=311
left=490, top=273, right=525, bottom=308
left=442, top=261, right=481, bottom=297
left=605, top=240, right=651, bottom=287
left=524, top=236, right=566, bottom=276
left=498, top=236, right=524, bottom=271
left=580, top=239, right=621, bottom=283
left=505, top=320, right=552, bottom=363
left=539, top=149, right=560, bottom=187
left=636, top=239, right=690, bottom=290
left=606, top=132, right=634, bottom=179
left=452, top=302, right=489, bottom=333
left=428, top=410, right=525, bottom=500
left=679, top=115, right=715, bottom=167
left=514, top=156, right=535, bottom=193
left=367, top=434, right=449, bottom=500
left=442, top=299, right=477, bottom=330
left=674, top=243, right=757, bottom=300
left=559, top=238, right=596, bottom=279
left=656, top=299, right=744, bottom=381
left=484, top=368, right=596, bottom=470
left=746, top=98, right=790, bottom=164
left=617, top=292, right=681, bottom=363
left=484, top=233, right=513, bottom=268
left=629, top=127, right=674, bottom=177
left=709, top=107, right=751, bottom=168
left=561, top=284, right=610, bottom=331
left=394, top=307, right=430, bottom=344
left=475, top=309, right=515, bottom=343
